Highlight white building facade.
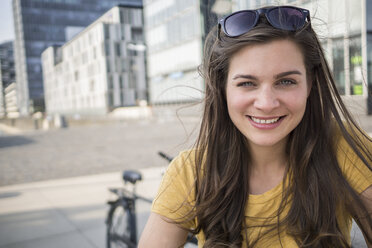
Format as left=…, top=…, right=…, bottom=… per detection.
left=143, top=0, right=210, bottom=105
left=4, top=82, right=19, bottom=118
left=42, top=5, right=146, bottom=117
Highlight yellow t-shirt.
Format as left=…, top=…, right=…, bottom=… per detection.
left=152, top=136, right=372, bottom=247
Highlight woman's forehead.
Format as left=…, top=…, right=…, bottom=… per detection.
left=227, top=39, right=306, bottom=78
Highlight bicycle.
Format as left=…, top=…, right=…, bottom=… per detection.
left=106, top=152, right=198, bottom=248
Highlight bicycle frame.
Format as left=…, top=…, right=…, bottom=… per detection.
left=106, top=153, right=197, bottom=247
left=107, top=185, right=153, bottom=247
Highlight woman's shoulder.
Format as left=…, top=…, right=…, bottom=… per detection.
left=165, top=149, right=198, bottom=180
left=333, top=122, right=372, bottom=193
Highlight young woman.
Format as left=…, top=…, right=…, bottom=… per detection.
left=139, top=6, right=372, bottom=247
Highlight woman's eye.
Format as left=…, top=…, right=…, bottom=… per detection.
left=278, top=79, right=296, bottom=86
left=237, top=82, right=255, bottom=87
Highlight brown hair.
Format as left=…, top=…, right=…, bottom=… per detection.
left=187, top=13, right=372, bottom=248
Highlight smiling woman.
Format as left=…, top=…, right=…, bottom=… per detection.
left=139, top=5, right=372, bottom=248
left=226, top=40, right=309, bottom=149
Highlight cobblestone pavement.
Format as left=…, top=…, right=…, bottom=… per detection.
left=0, top=118, right=200, bottom=186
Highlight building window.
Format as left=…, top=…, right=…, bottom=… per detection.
left=349, top=36, right=362, bottom=95
left=368, top=34, right=372, bottom=91
left=104, top=25, right=110, bottom=40
left=106, top=59, right=111, bottom=73
left=108, top=76, right=113, bottom=90
left=121, top=59, right=127, bottom=71
left=74, top=70, right=79, bottom=81
left=108, top=92, right=114, bottom=106
left=332, top=38, right=345, bottom=95
left=120, top=10, right=124, bottom=23
left=120, top=75, right=125, bottom=89
left=129, top=72, right=136, bottom=88
left=82, top=52, right=87, bottom=64
left=90, top=80, right=95, bottom=92
left=121, top=26, right=126, bottom=40
left=131, top=28, right=143, bottom=42
left=105, top=43, right=110, bottom=56
left=115, top=43, right=121, bottom=56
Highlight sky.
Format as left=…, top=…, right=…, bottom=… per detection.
left=0, top=0, right=14, bottom=44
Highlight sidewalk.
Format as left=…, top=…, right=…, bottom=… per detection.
left=0, top=169, right=369, bottom=248
left=0, top=167, right=165, bottom=248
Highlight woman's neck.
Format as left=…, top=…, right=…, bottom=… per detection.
left=247, top=140, right=288, bottom=195
left=248, top=139, right=288, bottom=172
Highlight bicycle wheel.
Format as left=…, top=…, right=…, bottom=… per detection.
left=106, top=199, right=136, bottom=248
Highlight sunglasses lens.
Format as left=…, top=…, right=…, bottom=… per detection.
left=224, top=11, right=257, bottom=36
left=267, top=7, right=305, bottom=31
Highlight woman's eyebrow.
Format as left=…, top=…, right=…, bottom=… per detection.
left=232, top=74, right=257, bottom=80
left=274, top=70, right=302, bottom=79
left=232, top=70, right=302, bottom=80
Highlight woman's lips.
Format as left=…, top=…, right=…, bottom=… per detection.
left=247, top=115, right=285, bottom=129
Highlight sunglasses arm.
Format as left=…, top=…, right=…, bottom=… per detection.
left=217, top=23, right=223, bottom=40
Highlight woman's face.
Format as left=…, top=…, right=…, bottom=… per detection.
left=226, top=39, right=310, bottom=150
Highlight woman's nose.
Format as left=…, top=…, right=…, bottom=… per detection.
left=253, top=87, right=280, bottom=111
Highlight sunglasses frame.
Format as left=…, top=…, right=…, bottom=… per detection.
left=218, top=6, right=310, bottom=40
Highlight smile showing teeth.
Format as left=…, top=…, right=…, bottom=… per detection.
left=250, top=116, right=280, bottom=124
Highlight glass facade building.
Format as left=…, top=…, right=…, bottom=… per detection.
left=12, top=0, right=142, bottom=116
left=0, top=41, right=15, bottom=117
left=234, top=0, right=372, bottom=114
left=143, top=0, right=217, bottom=104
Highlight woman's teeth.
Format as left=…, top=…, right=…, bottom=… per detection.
left=250, top=116, right=280, bottom=124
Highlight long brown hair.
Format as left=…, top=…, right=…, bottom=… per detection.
left=188, top=12, right=372, bottom=248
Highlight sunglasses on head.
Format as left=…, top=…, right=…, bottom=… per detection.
left=218, top=6, right=310, bottom=39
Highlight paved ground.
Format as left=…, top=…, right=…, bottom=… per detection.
left=0, top=117, right=200, bottom=186
left=0, top=167, right=168, bottom=248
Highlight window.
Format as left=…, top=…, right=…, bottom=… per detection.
left=120, top=75, right=125, bottom=89
left=115, top=43, right=121, bottom=56
left=90, top=80, right=95, bottom=92
left=106, top=59, right=111, bottom=72
left=121, top=59, right=127, bottom=71
left=82, top=52, right=87, bottom=64
left=105, top=43, right=110, bottom=56
left=332, top=38, right=345, bottom=95
left=349, top=36, right=362, bottom=95
left=132, top=28, right=143, bottom=42
left=108, top=92, right=114, bottom=106
left=104, top=25, right=110, bottom=40
left=74, top=70, right=79, bottom=81
left=368, top=34, right=372, bottom=91
left=108, top=76, right=113, bottom=90
left=121, top=26, right=126, bottom=40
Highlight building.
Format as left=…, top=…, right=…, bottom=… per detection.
left=232, top=0, right=372, bottom=114
left=0, top=83, right=2, bottom=118
left=4, top=82, right=19, bottom=118
left=0, top=41, right=16, bottom=118
left=143, top=0, right=217, bottom=105
left=42, top=5, right=146, bottom=117
left=12, top=0, right=142, bottom=116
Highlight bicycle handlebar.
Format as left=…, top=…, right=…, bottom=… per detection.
left=158, top=151, right=173, bottom=162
